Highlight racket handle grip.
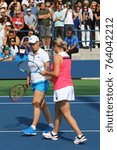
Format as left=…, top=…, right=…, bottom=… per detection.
left=26, top=83, right=30, bottom=87
left=22, top=84, right=29, bottom=90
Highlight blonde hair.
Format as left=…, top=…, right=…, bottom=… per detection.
left=52, top=38, right=67, bottom=49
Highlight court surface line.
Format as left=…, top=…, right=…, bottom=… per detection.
left=0, top=95, right=100, bottom=98
left=0, top=102, right=100, bottom=105
left=0, top=130, right=100, bottom=133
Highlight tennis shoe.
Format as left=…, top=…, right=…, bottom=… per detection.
left=42, top=125, right=53, bottom=133
left=22, top=126, right=37, bottom=135
left=73, top=135, right=87, bottom=144
left=42, top=132, right=58, bottom=140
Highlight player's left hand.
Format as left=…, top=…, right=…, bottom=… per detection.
left=40, top=70, right=47, bottom=76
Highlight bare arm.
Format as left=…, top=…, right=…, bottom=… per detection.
left=15, top=36, right=20, bottom=46
left=26, top=74, right=31, bottom=87
left=41, top=54, right=62, bottom=77
left=44, top=61, right=50, bottom=71
left=94, top=13, right=100, bottom=20
left=38, top=13, right=51, bottom=20
left=1, top=56, right=13, bottom=61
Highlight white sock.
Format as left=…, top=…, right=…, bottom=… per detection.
left=49, top=123, right=54, bottom=128
left=47, top=46, right=50, bottom=49
left=51, top=131, right=57, bottom=135
left=44, top=46, right=47, bottom=49
left=31, top=125, right=36, bottom=130
left=78, top=134, right=83, bottom=138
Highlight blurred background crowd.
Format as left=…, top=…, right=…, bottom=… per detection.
left=0, top=0, right=100, bottom=61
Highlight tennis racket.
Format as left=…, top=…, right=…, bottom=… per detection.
left=9, top=84, right=28, bottom=102
left=18, top=60, right=41, bottom=73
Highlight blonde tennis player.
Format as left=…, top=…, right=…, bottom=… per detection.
left=41, top=38, right=87, bottom=144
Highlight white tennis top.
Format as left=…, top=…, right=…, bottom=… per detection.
left=28, top=48, right=49, bottom=83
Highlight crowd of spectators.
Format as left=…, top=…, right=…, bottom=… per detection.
left=0, top=0, right=100, bottom=61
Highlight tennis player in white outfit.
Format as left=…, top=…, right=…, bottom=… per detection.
left=22, top=35, right=54, bottom=135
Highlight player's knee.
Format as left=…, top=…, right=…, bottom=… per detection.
left=32, top=101, right=41, bottom=108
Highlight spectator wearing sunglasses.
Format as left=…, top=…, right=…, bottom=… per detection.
left=9, top=37, right=19, bottom=57
left=6, top=29, right=20, bottom=46
left=12, top=10, right=24, bottom=31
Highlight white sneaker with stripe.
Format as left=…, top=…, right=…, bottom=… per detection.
left=42, top=132, right=58, bottom=141
left=73, top=135, right=87, bottom=144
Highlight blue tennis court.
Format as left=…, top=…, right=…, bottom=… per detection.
left=0, top=96, right=100, bottom=150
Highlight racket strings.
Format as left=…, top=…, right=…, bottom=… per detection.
left=29, top=62, right=38, bottom=73
left=10, top=85, right=25, bottom=101
left=19, top=61, right=30, bottom=73
left=19, top=61, right=39, bottom=73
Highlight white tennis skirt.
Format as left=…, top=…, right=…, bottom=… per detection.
left=53, top=86, right=75, bottom=102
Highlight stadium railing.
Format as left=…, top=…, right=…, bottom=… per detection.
left=13, top=29, right=100, bottom=50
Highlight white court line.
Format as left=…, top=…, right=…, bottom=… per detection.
left=60, top=130, right=100, bottom=133
left=0, top=102, right=100, bottom=105
left=0, top=95, right=100, bottom=98
left=0, top=130, right=100, bottom=133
